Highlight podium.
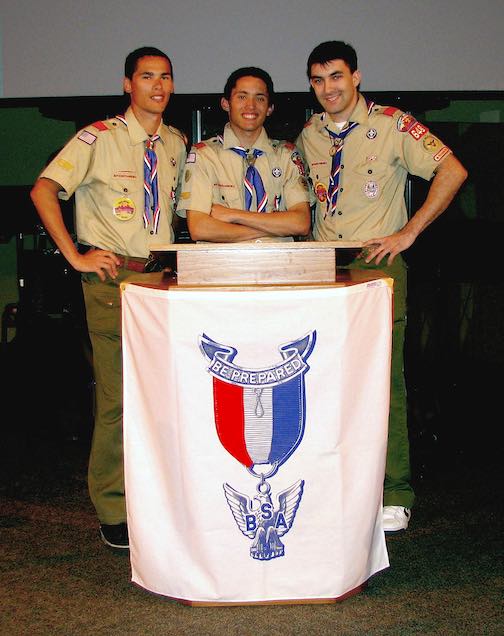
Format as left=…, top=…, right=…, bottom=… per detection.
left=122, top=242, right=392, bottom=605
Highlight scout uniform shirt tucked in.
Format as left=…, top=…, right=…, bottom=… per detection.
left=40, top=107, right=187, bottom=257
left=178, top=123, right=310, bottom=242
left=296, top=94, right=452, bottom=243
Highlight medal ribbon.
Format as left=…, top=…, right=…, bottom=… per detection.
left=231, top=147, right=268, bottom=212
left=144, top=135, right=161, bottom=233
left=325, top=99, right=375, bottom=217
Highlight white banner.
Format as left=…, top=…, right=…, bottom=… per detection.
left=122, top=279, right=392, bottom=603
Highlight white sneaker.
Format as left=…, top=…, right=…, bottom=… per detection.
left=383, top=506, right=411, bottom=532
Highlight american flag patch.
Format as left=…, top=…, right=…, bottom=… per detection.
left=78, top=130, right=97, bottom=145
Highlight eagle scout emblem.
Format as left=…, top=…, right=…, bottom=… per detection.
left=363, top=180, right=380, bottom=199
left=113, top=197, right=136, bottom=221
left=200, top=331, right=316, bottom=561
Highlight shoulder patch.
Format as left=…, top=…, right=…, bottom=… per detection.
left=91, top=120, right=109, bottom=132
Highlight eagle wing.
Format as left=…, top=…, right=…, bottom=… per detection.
left=223, top=482, right=256, bottom=539
left=276, top=479, right=305, bottom=537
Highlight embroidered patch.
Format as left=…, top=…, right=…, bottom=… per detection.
left=409, top=122, right=429, bottom=141
left=272, top=167, right=282, bottom=178
left=363, top=180, right=380, bottom=199
left=186, top=152, right=196, bottom=164
left=397, top=113, right=416, bottom=133
left=291, top=151, right=306, bottom=176
left=366, top=128, right=378, bottom=139
left=434, top=146, right=451, bottom=162
left=78, top=130, right=97, bottom=145
left=57, top=158, right=73, bottom=171
left=184, top=170, right=191, bottom=182
left=315, top=181, right=327, bottom=202
left=180, top=191, right=190, bottom=199
left=422, top=135, right=442, bottom=152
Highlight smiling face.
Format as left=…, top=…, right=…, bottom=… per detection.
left=123, top=55, right=173, bottom=130
left=221, top=75, right=274, bottom=145
left=309, top=59, right=361, bottom=123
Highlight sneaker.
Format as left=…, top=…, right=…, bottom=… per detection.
left=383, top=506, right=411, bottom=532
left=99, top=522, right=129, bottom=549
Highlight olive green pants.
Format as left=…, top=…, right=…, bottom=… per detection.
left=346, top=255, right=415, bottom=508
left=82, top=269, right=148, bottom=524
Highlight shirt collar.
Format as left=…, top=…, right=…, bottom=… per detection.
left=222, top=122, right=272, bottom=154
left=316, top=93, right=370, bottom=133
left=124, top=107, right=166, bottom=145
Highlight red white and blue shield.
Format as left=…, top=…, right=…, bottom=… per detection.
left=200, top=331, right=316, bottom=477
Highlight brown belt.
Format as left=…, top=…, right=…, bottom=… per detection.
left=116, top=255, right=148, bottom=273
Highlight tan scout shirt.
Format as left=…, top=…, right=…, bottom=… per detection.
left=296, top=94, right=452, bottom=242
left=40, top=107, right=186, bottom=257
left=178, top=124, right=310, bottom=237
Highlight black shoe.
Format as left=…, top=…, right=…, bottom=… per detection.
left=99, top=522, right=129, bottom=549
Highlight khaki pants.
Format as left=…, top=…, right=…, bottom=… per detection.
left=82, top=269, right=149, bottom=524
left=346, top=255, right=415, bottom=509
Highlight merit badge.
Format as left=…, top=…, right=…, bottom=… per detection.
left=112, top=197, right=135, bottom=221
left=366, top=128, right=378, bottom=139
left=200, top=331, right=316, bottom=561
left=397, top=113, right=416, bottom=133
left=272, top=166, right=282, bottom=178
left=291, top=151, right=306, bottom=176
left=315, top=181, right=328, bottom=203
left=363, top=180, right=380, bottom=199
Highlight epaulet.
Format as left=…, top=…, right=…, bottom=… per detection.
left=194, top=141, right=207, bottom=150
left=283, top=141, right=296, bottom=150
left=377, top=106, right=400, bottom=117
left=167, top=125, right=188, bottom=145
left=89, top=120, right=111, bottom=132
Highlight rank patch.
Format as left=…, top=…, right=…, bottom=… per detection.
left=366, top=128, right=378, bottom=139
left=363, top=180, right=380, bottom=199
left=315, top=181, right=328, bottom=203
left=272, top=167, right=282, bottom=178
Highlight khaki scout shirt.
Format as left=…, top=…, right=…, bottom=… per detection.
left=40, top=107, right=186, bottom=257
left=296, top=94, right=452, bottom=242
left=178, top=124, right=309, bottom=241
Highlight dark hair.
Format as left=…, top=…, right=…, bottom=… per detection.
left=124, top=47, right=172, bottom=79
left=223, top=67, right=275, bottom=104
left=306, top=41, right=358, bottom=78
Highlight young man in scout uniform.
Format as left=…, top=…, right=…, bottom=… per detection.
left=297, top=41, right=467, bottom=532
left=178, top=67, right=311, bottom=242
left=30, top=46, right=187, bottom=548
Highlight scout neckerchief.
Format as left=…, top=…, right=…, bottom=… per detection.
left=230, top=146, right=268, bottom=212
left=325, top=98, right=375, bottom=218
left=116, top=114, right=161, bottom=233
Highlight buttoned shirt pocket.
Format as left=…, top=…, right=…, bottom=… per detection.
left=214, top=183, right=242, bottom=209
left=108, top=174, right=143, bottom=223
